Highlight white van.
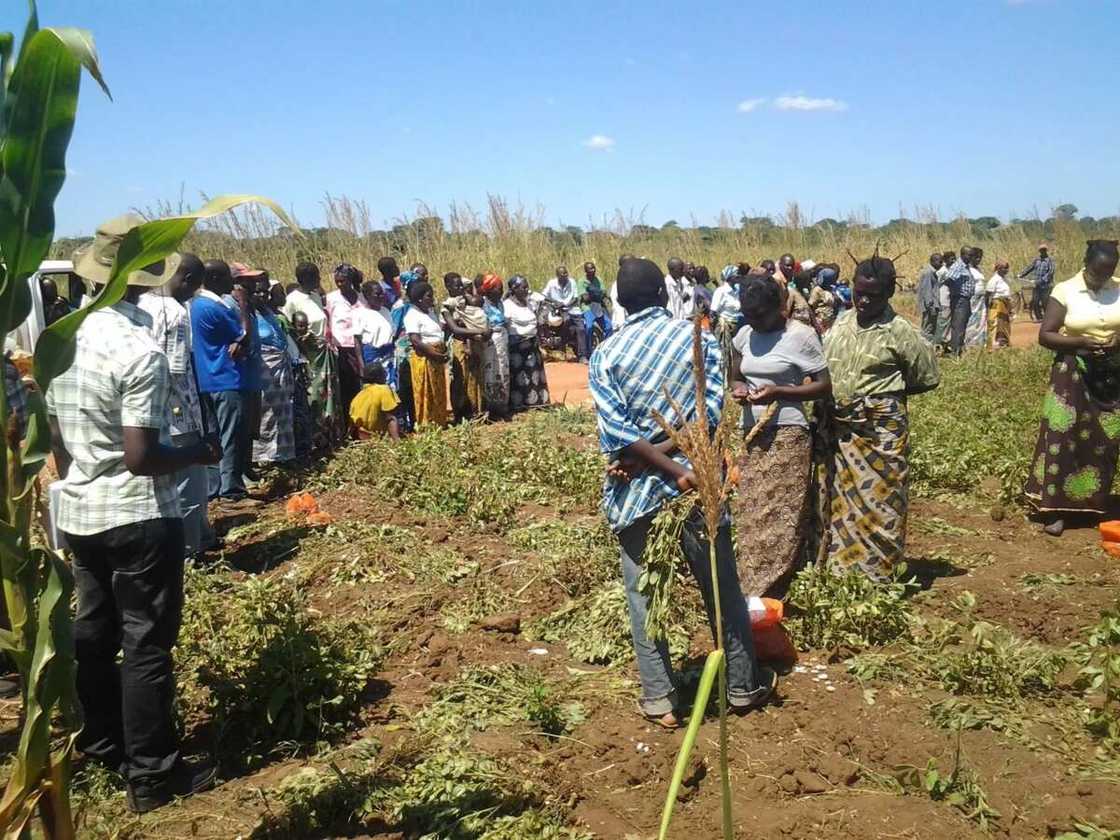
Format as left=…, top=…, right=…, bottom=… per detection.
left=7, top=260, right=85, bottom=356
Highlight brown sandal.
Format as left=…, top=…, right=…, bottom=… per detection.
left=642, top=710, right=682, bottom=729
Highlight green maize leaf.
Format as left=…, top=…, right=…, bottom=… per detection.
left=40, top=27, right=109, bottom=100
left=15, top=0, right=38, bottom=66
left=0, top=548, right=72, bottom=834
left=658, top=648, right=723, bottom=840
left=18, top=387, right=48, bottom=485
left=0, top=28, right=79, bottom=336
left=32, top=194, right=300, bottom=389
left=0, top=32, right=12, bottom=133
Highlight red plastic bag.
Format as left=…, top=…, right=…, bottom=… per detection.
left=753, top=624, right=797, bottom=665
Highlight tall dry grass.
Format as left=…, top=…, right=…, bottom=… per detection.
left=60, top=193, right=1120, bottom=296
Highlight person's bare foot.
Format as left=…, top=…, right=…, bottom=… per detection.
left=1043, top=518, right=1065, bottom=537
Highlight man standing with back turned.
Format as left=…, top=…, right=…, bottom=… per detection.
left=48, top=214, right=221, bottom=812
left=588, top=257, right=775, bottom=727
left=916, top=252, right=943, bottom=343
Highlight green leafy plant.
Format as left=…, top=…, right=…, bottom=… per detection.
left=175, top=568, right=381, bottom=769
left=1073, top=604, right=1120, bottom=754
left=785, top=562, right=915, bottom=652
left=895, top=733, right=1001, bottom=831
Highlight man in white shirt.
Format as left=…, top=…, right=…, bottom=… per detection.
left=138, top=254, right=217, bottom=559
left=281, top=262, right=328, bottom=340
left=664, top=257, right=695, bottom=320
left=542, top=265, right=588, bottom=361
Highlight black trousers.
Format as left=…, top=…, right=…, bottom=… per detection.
left=1031, top=285, right=1051, bottom=321
left=66, top=518, right=185, bottom=786
left=949, top=294, right=971, bottom=355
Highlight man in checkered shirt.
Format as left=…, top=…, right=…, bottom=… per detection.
left=47, top=214, right=221, bottom=814
left=588, top=257, right=776, bottom=727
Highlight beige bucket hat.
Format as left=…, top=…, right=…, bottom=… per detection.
left=72, top=212, right=181, bottom=287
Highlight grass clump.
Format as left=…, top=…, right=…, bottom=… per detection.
left=507, top=518, right=617, bottom=597
left=785, top=564, right=915, bottom=652
left=315, top=413, right=603, bottom=530
left=415, top=664, right=586, bottom=738
left=526, top=579, right=695, bottom=666
left=176, top=567, right=382, bottom=768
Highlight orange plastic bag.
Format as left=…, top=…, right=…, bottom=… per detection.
left=284, top=492, right=319, bottom=517
left=753, top=624, right=797, bottom=665
left=1100, top=521, right=1120, bottom=543
left=747, top=597, right=783, bottom=630
left=1101, top=540, right=1120, bottom=558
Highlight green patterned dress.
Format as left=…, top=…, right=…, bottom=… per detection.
left=1024, top=352, right=1120, bottom=514
left=821, top=307, right=940, bottom=580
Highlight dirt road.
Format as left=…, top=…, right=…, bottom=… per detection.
left=547, top=316, right=1043, bottom=409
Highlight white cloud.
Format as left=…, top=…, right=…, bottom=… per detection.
left=774, top=95, right=848, bottom=112
left=583, top=134, right=615, bottom=151
left=736, top=98, right=767, bottom=113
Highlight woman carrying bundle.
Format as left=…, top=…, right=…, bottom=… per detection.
left=1025, top=240, right=1120, bottom=537
left=503, top=275, right=551, bottom=413
left=822, top=253, right=940, bottom=580
left=730, top=276, right=831, bottom=597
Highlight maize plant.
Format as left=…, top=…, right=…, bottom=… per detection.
left=0, top=5, right=298, bottom=836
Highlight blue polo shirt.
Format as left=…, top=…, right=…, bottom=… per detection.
left=190, top=292, right=246, bottom=394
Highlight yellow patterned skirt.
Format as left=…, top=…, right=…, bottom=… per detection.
left=410, top=349, right=449, bottom=429
left=824, top=396, right=910, bottom=581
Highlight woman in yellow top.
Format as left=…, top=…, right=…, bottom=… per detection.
left=349, top=362, right=401, bottom=440
left=1025, top=240, right=1120, bottom=536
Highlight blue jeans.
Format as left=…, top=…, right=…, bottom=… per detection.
left=618, top=509, right=763, bottom=716
left=201, top=390, right=248, bottom=500
left=171, top=432, right=216, bottom=555
left=583, top=310, right=613, bottom=352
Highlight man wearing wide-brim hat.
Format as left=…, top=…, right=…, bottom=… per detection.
left=1019, top=241, right=1056, bottom=323
left=48, top=213, right=221, bottom=813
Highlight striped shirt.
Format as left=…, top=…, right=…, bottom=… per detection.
left=46, top=301, right=180, bottom=536
left=588, top=306, right=722, bottom=532
left=945, top=259, right=976, bottom=298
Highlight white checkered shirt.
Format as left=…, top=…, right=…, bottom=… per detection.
left=46, top=301, right=181, bottom=536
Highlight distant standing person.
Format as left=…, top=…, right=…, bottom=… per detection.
left=192, top=260, right=254, bottom=501
left=935, top=250, right=955, bottom=350
left=40, top=275, right=74, bottom=326
left=403, top=281, right=450, bottom=428
left=251, top=275, right=296, bottom=464
left=1024, top=239, right=1120, bottom=537
left=138, top=253, right=217, bottom=559
left=987, top=261, right=1013, bottom=348
left=964, top=248, right=988, bottom=349
left=916, top=253, right=944, bottom=343
left=945, top=247, right=976, bottom=355
left=1020, top=243, right=1056, bottom=322
left=823, top=253, right=940, bottom=580
left=377, top=256, right=403, bottom=307
left=325, top=263, right=369, bottom=418
left=478, top=273, right=511, bottom=420
left=664, top=257, right=694, bottom=320
left=503, top=275, right=551, bottom=412
left=588, top=257, right=775, bottom=727
left=50, top=217, right=221, bottom=812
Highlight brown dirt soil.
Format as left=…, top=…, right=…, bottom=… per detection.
left=61, top=416, right=1120, bottom=839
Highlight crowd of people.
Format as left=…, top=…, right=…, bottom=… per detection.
left=32, top=206, right=1120, bottom=807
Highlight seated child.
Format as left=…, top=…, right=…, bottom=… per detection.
left=349, top=362, right=401, bottom=440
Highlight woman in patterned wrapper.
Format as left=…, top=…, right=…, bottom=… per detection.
left=503, top=275, right=551, bottom=413
left=821, top=252, right=940, bottom=581
left=1024, top=240, right=1120, bottom=537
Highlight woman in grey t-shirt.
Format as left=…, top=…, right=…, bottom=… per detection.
left=729, top=275, right=832, bottom=597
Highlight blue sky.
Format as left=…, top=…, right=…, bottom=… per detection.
left=8, top=0, right=1119, bottom=236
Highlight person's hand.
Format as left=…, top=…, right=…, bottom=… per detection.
left=231, top=285, right=250, bottom=308
left=748, top=384, right=781, bottom=404
left=228, top=340, right=246, bottom=360
left=197, top=436, right=223, bottom=465
left=676, top=470, right=697, bottom=493
left=730, top=382, right=751, bottom=403
left=607, top=452, right=644, bottom=482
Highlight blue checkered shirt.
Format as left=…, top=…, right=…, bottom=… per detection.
left=1019, top=256, right=1055, bottom=289
left=945, top=259, right=975, bottom=298
left=588, top=306, right=723, bottom=532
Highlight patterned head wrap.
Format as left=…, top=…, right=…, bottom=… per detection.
left=721, top=264, right=737, bottom=283
left=479, top=273, right=503, bottom=293
left=399, top=270, right=419, bottom=289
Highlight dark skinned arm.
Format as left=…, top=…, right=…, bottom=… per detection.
left=386, top=415, right=401, bottom=442
left=409, top=334, right=449, bottom=363
left=748, top=371, right=832, bottom=405
left=48, top=414, right=71, bottom=479
left=122, top=427, right=220, bottom=476
left=1038, top=298, right=1105, bottom=354
left=618, top=438, right=694, bottom=490
left=440, top=309, right=487, bottom=340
